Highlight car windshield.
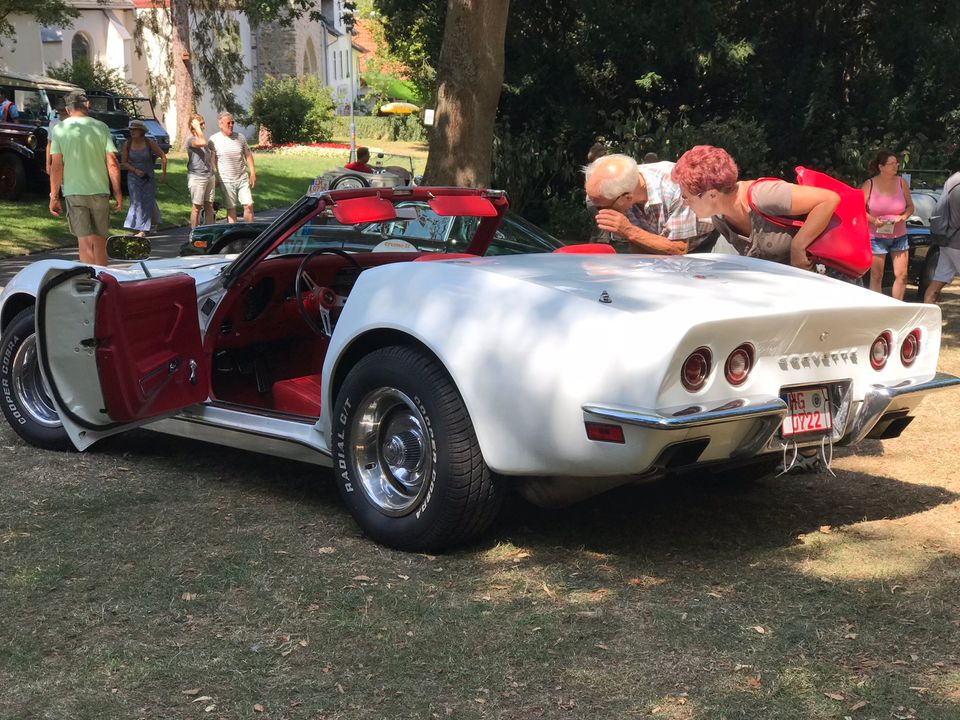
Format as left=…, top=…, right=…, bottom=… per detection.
left=120, top=98, right=157, bottom=120
left=10, top=88, right=50, bottom=123
left=268, top=201, right=561, bottom=257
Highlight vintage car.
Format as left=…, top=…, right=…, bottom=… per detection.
left=179, top=200, right=565, bottom=256
left=0, top=71, right=83, bottom=199
left=1, top=187, right=957, bottom=552
left=309, top=151, right=417, bottom=191
left=85, top=90, right=170, bottom=154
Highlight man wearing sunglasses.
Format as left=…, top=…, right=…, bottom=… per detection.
left=209, top=111, right=257, bottom=223
left=583, top=153, right=710, bottom=254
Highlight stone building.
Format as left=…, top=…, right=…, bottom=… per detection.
left=0, top=0, right=364, bottom=143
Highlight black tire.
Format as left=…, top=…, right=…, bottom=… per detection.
left=330, top=173, right=369, bottom=190
left=0, top=308, right=72, bottom=451
left=917, top=246, right=939, bottom=302
left=0, top=152, right=27, bottom=201
left=332, top=345, right=503, bottom=551
left=209, top=231, right=259, bottom=254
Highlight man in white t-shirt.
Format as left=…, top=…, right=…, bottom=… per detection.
left=208, top=111, right=256, bottom=223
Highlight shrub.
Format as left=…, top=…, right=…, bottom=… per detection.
left=330, top=116, right=426, bottom=142
left=491, top=120, right=576, bottom=216
left=605, top=110, right=770, bottom=177
left=47, top=58, right=132, bottom=95
left=250, top=75, right=336, bottom=145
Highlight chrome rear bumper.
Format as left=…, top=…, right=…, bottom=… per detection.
left=583, top=371, right=960, bottom=459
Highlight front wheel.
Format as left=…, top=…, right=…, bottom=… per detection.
left=332, top=346, right=503, bottom=551
left=0, top=307, right=72, bottom=450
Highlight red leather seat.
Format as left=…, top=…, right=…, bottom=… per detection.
left=272, top=375, right=322, bottom=417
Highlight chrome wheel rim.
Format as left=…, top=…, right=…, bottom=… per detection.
left=350, top=387, right=432, bottom=516
left=334, top=177, right=365, bottom=190
left=11, top=333, right=62, bottom=428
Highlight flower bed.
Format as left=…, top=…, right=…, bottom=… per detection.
left=255, top=142, right=351, bottom=155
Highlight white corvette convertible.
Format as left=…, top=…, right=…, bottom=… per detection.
left=1, top=187, right=957, bottom=550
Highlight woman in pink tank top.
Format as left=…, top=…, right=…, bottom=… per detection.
left=861, top=150, right=914, bottom=300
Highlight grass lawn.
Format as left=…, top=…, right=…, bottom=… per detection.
left=1, top=286, right=960, bottom=718
left=0, top=140, right=428, bottom=259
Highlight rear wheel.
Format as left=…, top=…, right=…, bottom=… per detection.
left=332, top=346, right=503, bottom=551
left=0, top=152, right=26, bottom=200
left=0, top=308, right=72, bottom=450
left=330, top=174, right=369, bottom=190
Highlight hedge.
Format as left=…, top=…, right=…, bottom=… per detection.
left=331, top=116, right=427, bottom=142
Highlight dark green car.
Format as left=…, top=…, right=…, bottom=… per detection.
left=179, top=199, right=565, bottom=257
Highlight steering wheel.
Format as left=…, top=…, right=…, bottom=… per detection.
left=295, top=248, right=363, bottom=337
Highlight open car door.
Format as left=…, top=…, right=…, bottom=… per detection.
left=36, top=267, right=210, bottom=450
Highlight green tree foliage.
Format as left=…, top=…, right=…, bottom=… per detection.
left=370, top=0, right=441, bottom=106
left=0, top=0, right=77, bottom=44
left=47, top=58, right=132, bottom=96
left=375, top=0, right=960, bottom=236
left=135, top=1, right=350, bottom=124
left=250, top=74, right=336, bottom=144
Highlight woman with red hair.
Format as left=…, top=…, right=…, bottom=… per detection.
left=671, top=145, right=841, bottom=272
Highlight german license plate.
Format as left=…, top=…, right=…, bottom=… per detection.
left=781, top=387, right=832, bottom=437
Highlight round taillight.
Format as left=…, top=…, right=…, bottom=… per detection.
left=870, top=331, right=892, bottom=370
left=724, top=343, right=755, bottom=386
left=681, top=347, right=712, bottom=392
left=900, top=328, right=921, bottom=367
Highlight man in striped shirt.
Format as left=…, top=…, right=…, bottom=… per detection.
left=209, top=112, right=257, bottom=223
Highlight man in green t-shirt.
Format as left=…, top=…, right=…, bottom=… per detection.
left=49, top=90, right=122, bottom=265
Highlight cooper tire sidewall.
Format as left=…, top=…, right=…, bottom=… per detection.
left=0, top=309, right=70, bottom=449
left=332, top=356, right=455, bottom=547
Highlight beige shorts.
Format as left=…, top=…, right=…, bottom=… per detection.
left=188, top=174, right=216, bottom=205
left=64, top=194, right=110, bottom=238
left=220, top=178, right=253, bottom=209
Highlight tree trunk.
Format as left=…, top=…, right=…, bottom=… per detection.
left=422, top=0, right=509, bottom=188
left=169, top=0, right=196, bottom=147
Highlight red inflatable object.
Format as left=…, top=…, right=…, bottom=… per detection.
left=749, top=166, right=871, bottom=279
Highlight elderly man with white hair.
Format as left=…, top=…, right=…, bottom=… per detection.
left=583, top=153, right=710, bottom=254
left=208, top=111, right=257, bottom=223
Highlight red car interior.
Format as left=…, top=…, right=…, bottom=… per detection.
left=94, top=273, right=209, bottom=422
left=95, top=189, right=511, bottom=422
left=208, top=251, right=429, bottom=417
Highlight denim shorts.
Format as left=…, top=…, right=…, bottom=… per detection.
left=870, top=234, right=908, bottom=254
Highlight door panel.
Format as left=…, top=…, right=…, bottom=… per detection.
left=93, top=272, right=209, bottom=422
left=38, top=268, right=208, bottom=448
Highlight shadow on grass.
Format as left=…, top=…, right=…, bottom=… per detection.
left=497, top=466, right=956, bottom=558
left=94, top=426, right=956, bottom=562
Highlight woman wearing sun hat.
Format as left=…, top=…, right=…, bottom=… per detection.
left=121, top=118, right=167, bottom=236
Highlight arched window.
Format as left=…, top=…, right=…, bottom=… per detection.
left=303, top=37, right=318, bottom=76
left=71, top=33, right=91, bottom=63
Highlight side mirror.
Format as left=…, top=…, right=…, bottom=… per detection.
left=107, top=235, right=151, bottom=261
